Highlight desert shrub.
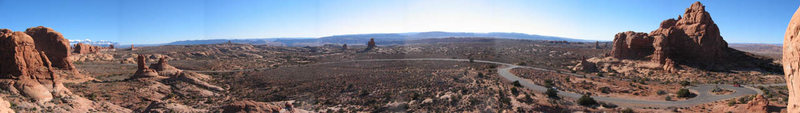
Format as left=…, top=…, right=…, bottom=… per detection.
left=657, top=90, right=667, bottom=95
left=565, top=77, right=570, bottom=82
left=620, top=108, right=634, bottom=113
left=511, top=87, right=519, bottom=95
left=477, top=72, right=485, bottom=78
left=599, top=87, right=611, bottom=94
left=680, top=81, right=691, bottom=86
left=577, top=94, right=598, bottom=106
left=544, top=79, right=555, bottom=88
left=676, top=89, right=692, bottom=98
left=512, top=81, right=522, bottom=87
left=728, top=99, right=737, bottom=106
left=738, top=95, right=753, bottom=104
left=546, top=88, right=559, bottom=99
left=665, top=96, right=672, bottom=101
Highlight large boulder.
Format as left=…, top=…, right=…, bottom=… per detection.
left=24, top=26, right=74, bottom=70
left=783, top=4, right=800, bottom=113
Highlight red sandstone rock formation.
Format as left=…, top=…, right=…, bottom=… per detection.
left=610, top=2, right=777, bottom=72
left=366, top=38, right=376, bottom=50
left=74, top=43, right=100, bottom=54
left=222, top=100, right=281, bottom=113
left=0, top=29, right=63, bottom=102
left=611, top=31, right=653, bottom=59
left=24, top=26, right=74, bottom=70
left=572, top=58, right=597, bottom=72
left=783, top=4, right=800, bottom=113
left=745, top=95, right=769, bottom=113
left=133, top=55, right=160, bottom=78
left=150, top=57, right=181, bottom=76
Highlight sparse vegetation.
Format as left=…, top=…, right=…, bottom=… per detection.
left=577, top=94, right=598, bottom=106
left=677, top=89, right=692, bottom=98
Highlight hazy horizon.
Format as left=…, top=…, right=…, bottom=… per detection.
left=1, top=0, right=798, bottom=44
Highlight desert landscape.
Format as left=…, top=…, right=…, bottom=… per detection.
left=0, top=0, right=799, bottom=113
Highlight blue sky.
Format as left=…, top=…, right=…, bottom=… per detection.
left=0, top=0, right=797, bottom=44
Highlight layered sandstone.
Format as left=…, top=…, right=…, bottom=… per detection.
left=610, top=2, right=777, bottom=72
left=24, top=26, right=74, bottom=70
left=783, top=4, right=800, bottom=113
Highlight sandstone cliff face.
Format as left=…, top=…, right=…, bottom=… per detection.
left=25, top=26, right=74, bottom=70
left=0, top=29, right=65, bottom=102
left=610, top=2, right=777, bottom=72
left=783, top=4, right=800, bottom=113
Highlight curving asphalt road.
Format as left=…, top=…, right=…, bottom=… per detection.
left=185, top=58, right=782, bottom=108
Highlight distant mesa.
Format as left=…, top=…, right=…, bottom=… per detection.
left=609, top=2, right=780, bottom=72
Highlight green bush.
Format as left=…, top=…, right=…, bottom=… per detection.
left=665, top=96, right=672, bottom=101
left=577, top=94, right=598, bottom=106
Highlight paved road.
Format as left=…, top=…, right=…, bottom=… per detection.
left=185, top=58, right=781, bottom=108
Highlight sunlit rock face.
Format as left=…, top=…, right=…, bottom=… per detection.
left=782, top=4, right=800, bottom=113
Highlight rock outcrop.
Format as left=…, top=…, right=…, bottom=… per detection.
left=745, top=95, right=769, bottom=113
left=610, top=2, right=779, bottom=72
left=133, top=55, right=161, bottom=78
left=366, top=38, right=376, bottom=50
left=221, top=100, right=282, bottom=113
left=572, top=58, right=597, bottom=72
left=783, top=4, right=800, bottom=113
left=149, top=57, right=181, bottom=75
left=24, top=26, right=74, bottom=70
left=0, top=29, right=62, bottom=102
left=74, top=43, right=100, bottom=54
left=611, top=31, right=653, bottom=59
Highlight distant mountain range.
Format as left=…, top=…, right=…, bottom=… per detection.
left=164, top=32, right=591, bottom=47
left=69, top=39, right=118, bottom=47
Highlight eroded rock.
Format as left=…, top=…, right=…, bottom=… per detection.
left=25, top=26, right=74, bottom=70
left=782, top=4, right=800, bottom=112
